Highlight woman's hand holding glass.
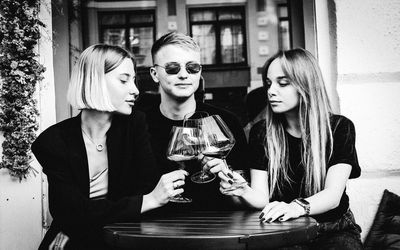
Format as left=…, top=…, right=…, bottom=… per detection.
left=184, top=114, right=236, bottom=184
left=218, top=169, right=249, bottom=197
left=147, top=169, right=188, bottom=207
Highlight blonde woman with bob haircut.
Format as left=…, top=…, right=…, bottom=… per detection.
left=219, top=48, right=363, bottom=249
left=32, top=44, right=188, bottom=250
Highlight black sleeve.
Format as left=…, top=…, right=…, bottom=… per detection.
left=328, top=115, right=361, bottom=179
left=129, top=112, right=160, bottom=195
left=247, top=120, right=268, bottom=171
left=31, top=124, right=147, bottom=240
left=223, top=112, right=250, bottom=173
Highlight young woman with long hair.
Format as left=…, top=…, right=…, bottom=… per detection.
left=219, top=48, right=363, bottom=249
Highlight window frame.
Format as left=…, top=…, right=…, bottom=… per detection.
left=188, top=6, right=248, bottom=68
left=98, top=10, right=156, bottom=68
left=277, top=3, right=292, bottom=50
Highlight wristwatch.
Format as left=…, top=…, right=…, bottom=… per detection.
left=293, top=198, right=310, bottom=216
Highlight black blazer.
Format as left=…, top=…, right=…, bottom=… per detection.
left=32, top=111, right=159, bottom=249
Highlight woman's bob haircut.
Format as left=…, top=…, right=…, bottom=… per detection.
left=67, top=44, right=136, bottom=111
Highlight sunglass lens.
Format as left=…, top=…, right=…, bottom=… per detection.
left=164, top=62, right=181, bottom=74
left=186, top=63, right=201, bottom=74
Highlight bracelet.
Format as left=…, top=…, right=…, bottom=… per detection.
left=293, top=198, right=310, bottom=216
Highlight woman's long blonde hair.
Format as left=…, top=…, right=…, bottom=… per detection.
left=261, top=48, right=333, bottom=198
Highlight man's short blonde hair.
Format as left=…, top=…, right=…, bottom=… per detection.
left=67, top=44, right=136, bottom=111
left=151, top=32, right=200, bottom=63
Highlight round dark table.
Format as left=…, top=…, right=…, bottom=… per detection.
left=103, top=210, right=318, bottom=250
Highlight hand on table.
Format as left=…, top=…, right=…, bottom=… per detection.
left=259, top=201, right=304, bottom=223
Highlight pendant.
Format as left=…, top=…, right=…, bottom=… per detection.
left=96, top=144, right=104, bottom=152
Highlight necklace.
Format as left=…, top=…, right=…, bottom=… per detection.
left=81, top=129, right=106, bottom=152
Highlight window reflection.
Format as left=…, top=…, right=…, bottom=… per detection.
left=190, top=10, right=216, bottom=21
left=279, top=20, right=290, bottom=50
left=277, top=2, right=291, bottom=50
left=100, top=14, right=125, bottom=25
left=189, top=7, right=246, bottom=66
left=103, top=28, right=125, bottom=47
left=192, top=25, right=216, bottom=64
left=129, top=27, right=153, bottom=66
left=218, top=10, right=242, bottom=20
left=99, top=11, right=154, bottom=67
left=220, top=25, right=244, bottom=63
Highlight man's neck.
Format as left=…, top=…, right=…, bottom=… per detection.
left=159, top=95, right=197, bottom=120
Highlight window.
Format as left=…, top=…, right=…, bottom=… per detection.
left=277, top=3, right=291, bottom=50
left=99, top=11, right=155, bottom=67
left=189, top=7, right=247, bottom=66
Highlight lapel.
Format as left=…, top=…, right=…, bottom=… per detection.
left=106, top=114, right=125, bottom=198
left=64, top=113, right=90, bottom=196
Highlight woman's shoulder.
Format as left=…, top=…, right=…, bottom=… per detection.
left=249, top=119, right=266, bottom=142
left=37, top=116, right=79, bottom=139
left=32, top=116, right=79, bottom=153
left=330, top=114, right=356, bottom=134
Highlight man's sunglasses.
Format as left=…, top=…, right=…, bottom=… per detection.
left=154, top=62, right=202, bottom=75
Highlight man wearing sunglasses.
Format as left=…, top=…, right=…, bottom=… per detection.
left=138, top=32, right=249, bottom=212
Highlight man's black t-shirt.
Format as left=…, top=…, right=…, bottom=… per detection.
left=137, top=99, right=249, bottom=212
left=248, top=114, right=361, bottom=222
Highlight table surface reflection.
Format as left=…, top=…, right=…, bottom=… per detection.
left=103, top=210, right=318, bottom=250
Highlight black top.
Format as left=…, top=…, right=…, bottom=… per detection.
left=248, top=114, right=361, bottom=222
left=138, top=100, right=249, bottom=212
left=31, top=111, right=159, bottom=249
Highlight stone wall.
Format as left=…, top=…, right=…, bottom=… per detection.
left=335, top=0, right=400, bottom=240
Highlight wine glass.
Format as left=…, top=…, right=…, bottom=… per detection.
left=166, top=126, right=203, bottom=203
left=183, top=111, right=212, bottom=183
left=189, top=115, right=236, bottom=184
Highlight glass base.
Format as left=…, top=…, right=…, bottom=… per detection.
left=170, top=194, right=192, bottom=203
left=191, top=171, right=216, bottom=184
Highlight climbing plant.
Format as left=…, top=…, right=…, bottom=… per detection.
left=0, top=0, right=45, bottom=180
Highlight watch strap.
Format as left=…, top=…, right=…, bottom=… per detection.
left=293, top=198, right=310, bottom=216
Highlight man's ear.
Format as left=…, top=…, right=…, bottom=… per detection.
left=149, top=67, right=159, bottom=83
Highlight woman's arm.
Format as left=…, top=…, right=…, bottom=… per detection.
left=304, top=163, right=352, bottom=214
left=260, top=163, right=351, bottom=222
left=219, top=168, right=269, bottom=209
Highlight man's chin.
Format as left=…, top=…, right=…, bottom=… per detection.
left=175, top=95, right=193, bottom=103
left=170, top=91, right=195, bottom=102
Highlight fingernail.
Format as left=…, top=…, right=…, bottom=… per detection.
left=228, top=180, right=233, bottom=184
left=259, top=212, right=264, bottom=219
left=227, top=172, right=234, bottom=178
